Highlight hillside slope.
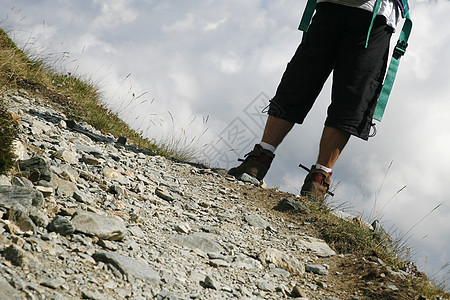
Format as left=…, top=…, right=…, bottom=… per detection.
left=0, top=89, right=448, bottom=300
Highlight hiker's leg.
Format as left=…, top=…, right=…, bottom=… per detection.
left=261, top=115, right=294, bottom=148
left=229, top=3, right=340, bottom=181
left=300, top=125, right=349, bottom=198
left=325, top=10, right=392, bottom=140
left=267, top=4, right=340, bottom=130
left=227, top=115, right=292, bottom=180
left=316, top=126, right=350, bottom=168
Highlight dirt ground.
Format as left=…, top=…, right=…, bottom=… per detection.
left=230, top=182, right=441, bottom=300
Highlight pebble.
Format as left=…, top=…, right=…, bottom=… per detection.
left=305, top=264, right=329, bottom=275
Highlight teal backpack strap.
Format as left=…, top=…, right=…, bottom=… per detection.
left=298, top=0, right=317, bottom=41
left=365, top=0, right=383, bottom=48
left=373, top=1, right=412, bottom=121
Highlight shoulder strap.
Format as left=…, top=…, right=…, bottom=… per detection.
left=366, top=0, right=383, bottom=47
left=373, top=0, right=412, bottom=121
left=298, top=0, right=317, bottom=42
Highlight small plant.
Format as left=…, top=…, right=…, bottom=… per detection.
left=0, top=99, right=17, bottom=175
left=404, top=260, right=418, bottom=277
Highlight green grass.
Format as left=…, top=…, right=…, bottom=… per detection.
left=0, top=27, right=200, bottom=176
left=303, top=196, right=449, bottom=298
left=0, top=99, right=17, bottom=175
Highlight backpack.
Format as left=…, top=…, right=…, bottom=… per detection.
left=298, top=0, right=412, bottom=122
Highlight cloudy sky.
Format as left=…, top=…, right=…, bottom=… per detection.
left=2, top=0, right=449, bottom=289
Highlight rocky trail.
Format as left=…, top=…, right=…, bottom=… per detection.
left=0, top=90, right=435, bottom=299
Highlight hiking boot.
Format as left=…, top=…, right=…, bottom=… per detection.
left=227, top=144, right=275, bottom=181
left=300, top=165, right=332, bottom=200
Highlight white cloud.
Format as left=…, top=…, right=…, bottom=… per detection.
left=93, top=0, right=138, bottom=30
left=162, top=13, right=196, bottom=32
left=203, top=16, right=228, bottom=32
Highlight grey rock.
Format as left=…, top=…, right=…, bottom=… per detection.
left=155, top=187, right=180, bottom=202
left=97, top=239, right=119, bottom=251
left=275, top=197, right=305, bottom=211
left=11, top=176, right=34, bottom=188
left=29, top=206, right=50, bottom=227
left=386, top=284, right=399, bottom=291
left=112, top=176, right=130, bottom=186
left=256, top=279, right=276, bottom=291
left=74, top=142, right=103, bottom=157
left=40, top=276, right=65, bottom=289
left=0, top=275, right=22, bottom=300
left=3, top=244, right=31, bottom=267
left=48, top=215, right=75, bottom=235
left=81, top=154, right=100, bottom=166
left=92, top=252, right=160, bottom=286
left=233, top=254, right=263, bottom=270
left=0, top=175, right=11, bottom=186
left=271, top=267, right=291, bottom=277
left=170, top=233, right=223, bottom=253
left=236, top=173, right=260, bottom=186
left=54, top=178, right=78, bottom=197
left=52, top=150, right=79, bottom=164
left=0, top=185, right=43, bottom=210
left=203, top=275, right=219, bottom=290
left=209, top=259, right=230, bottom=268
left=173, top=223, right=191, bottom=234
left=9, top=204, right=37, bottom=233
left=305, top=264, right=329, bottom=275
left=18, top=156, right=52, bottom=182
left=71, top=211, right=127, bottom=241
left=258, top=248, right=304, bottom=274
left=73, top=190, right=93, bottom=204
left=58, top=120, right=67, bottom=129
left=298, top=236, right=336, bottom=257
left=128, top=226, right=146, bottom=238
left=244, top=213, right=270, bottom=229
left=156, top=289, right=177, bottom=300
left=35, top=185, right=53, bottom=197
left=81, top=290, right=107, bottom=300
left=32, top=118, right=52, bottom=134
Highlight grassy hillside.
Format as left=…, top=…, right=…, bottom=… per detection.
left=0, top=27, right=194, bottom=176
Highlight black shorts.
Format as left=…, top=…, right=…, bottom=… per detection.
left=268, top=2, right=393, bottom=140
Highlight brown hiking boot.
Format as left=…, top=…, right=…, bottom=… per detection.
left=300, top=166, right=332, bottom=200
left=227, top=144, right=275, bottom=181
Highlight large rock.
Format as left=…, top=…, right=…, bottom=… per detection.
left=297, top=236, right=336, bottom=257
left=0, top=185, right=44, bottom=210
left=8, top=204, right=37, bottom=234
left=71, top=211, right=127, bottom=241
left=305, top=264, right=329, bottom=275
left=2, top=244, right=38, bottom=268
left=18, top=157, right=52, bottom=182
left=48, top=215, right=75, bottom=236
left=92, top=252, right=160, bottom=286
left=51, top=149, right=79, bottom=164
left=0, top=276, right=21, bottom=300
left=53, top=177, right=78, bottom=197
left=274, top=197, right=306, bottom=212
left=258, top=248, right=304, bottom=274
left=170, top=233, right=223, bottom=254
left=244, top=213, right=270, bottom=229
